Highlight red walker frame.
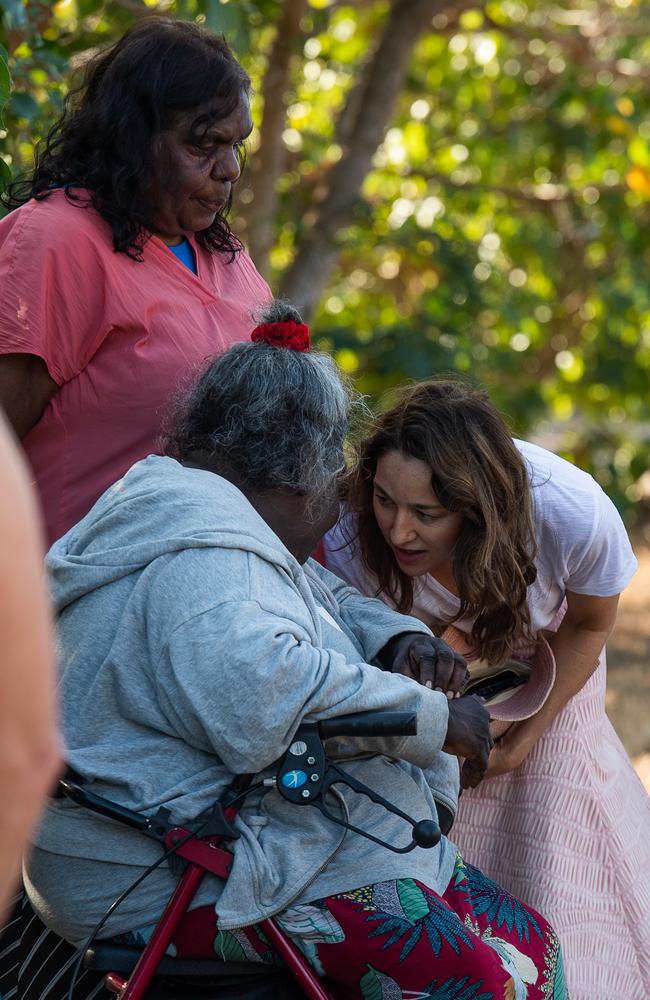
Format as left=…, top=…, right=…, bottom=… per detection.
left=60, top=708, right=437, bottom=1000
left=101, top=817, right=333, bottom=1000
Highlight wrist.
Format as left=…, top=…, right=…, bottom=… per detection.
left=501, top=718, right=540, bottom=759
left=376, top=631, right=414, bottom=669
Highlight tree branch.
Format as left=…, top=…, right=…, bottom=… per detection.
left=417, top=168, right=626, bottom=207
left=280, top=0, right=464, bottom=317
left=482, top=10, right=650, bottom=83
left=240, top=0, right=307, bottom=277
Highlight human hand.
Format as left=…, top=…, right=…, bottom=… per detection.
left=484, top=722, right=534, bottom=779
left=443, top=696, right=493, bottom=788
left=379, top=631, right=469, bottom=698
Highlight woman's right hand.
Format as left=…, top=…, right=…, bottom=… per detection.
left=443, top=695, right=493, bottom=788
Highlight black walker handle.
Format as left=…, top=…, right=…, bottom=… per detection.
left=318, top=710, right=417, bottom=740
left=58, top=778, right=152, bottom=833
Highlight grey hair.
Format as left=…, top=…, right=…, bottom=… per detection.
left=164, top=335, right=362, bottom=513
left=253, top=297, right=303, bottom=325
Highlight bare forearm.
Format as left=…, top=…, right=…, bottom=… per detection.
left=535, top=620, right=608, bottom=724
left=0, top=416, right=60, bottom=916
left=507, top=621, right=608, bottom=754
left=0, top=354, right=58, bottom=439
left=0, top=736, right=61, bottom=918
left=485, top=592, right=618, bottom=778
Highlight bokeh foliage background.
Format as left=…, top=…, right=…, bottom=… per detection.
left=1, top=0, right=648, bottom=525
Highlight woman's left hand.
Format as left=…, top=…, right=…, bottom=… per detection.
left=379, top=631, right=469, bottom=698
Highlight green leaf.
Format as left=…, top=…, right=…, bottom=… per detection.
left=0, top=55, right=10, bottom=112
left=552, top=940, right=568, bottom=999
left=359, top=964, right=382, bottom=1000
left=359, top=964, right=401, bottom=1000
left=396, top=878, right=430, bottom=923
left=212, top=929, right=247, bottom=962
left=9, top=91, right=38, bottom=121
left=0, top=157, right=11, bottom=192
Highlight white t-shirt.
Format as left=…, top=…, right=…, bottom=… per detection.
left=323, top=439, right=638, bottom=635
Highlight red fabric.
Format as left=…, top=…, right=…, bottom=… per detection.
left=0, top=190, right=271, bottom=543
left=311, top=540, right=326, bottom=566
left=251, top=320, right=310, bottom=352
left=166, top=861, right=566, bottom=999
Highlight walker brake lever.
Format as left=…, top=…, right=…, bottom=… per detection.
left=275, top=723, right=440, bottom=853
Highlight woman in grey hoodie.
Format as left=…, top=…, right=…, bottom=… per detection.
left=25, top=304, right=566, bottom=998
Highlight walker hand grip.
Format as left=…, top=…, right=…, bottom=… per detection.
left=58, top=778, right=151, bottom=832
left=318, top=710, right=417, bottom=740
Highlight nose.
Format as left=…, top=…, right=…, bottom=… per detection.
left=389, top=508, right=417, bottom=547
left=212, top=146, right=241, bottom=184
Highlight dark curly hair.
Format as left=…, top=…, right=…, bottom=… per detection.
left=3, top=16, right=250, bottom=261
left=344, top=378, right=538, bottom=665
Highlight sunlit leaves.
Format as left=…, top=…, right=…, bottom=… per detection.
left=0, top=0, right=648, bottom=518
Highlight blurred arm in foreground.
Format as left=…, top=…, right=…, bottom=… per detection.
left=0, top=414, right=60, bottom=921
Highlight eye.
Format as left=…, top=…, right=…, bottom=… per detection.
left=373, top=490, right=393, bottom=507
left=190, top=142, right=213, bottom=157
left=416, top=509, right=444, bottom=523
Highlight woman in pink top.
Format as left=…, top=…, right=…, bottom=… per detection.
left=324, top=378, right=650, bottom=1000
left=0, top=17, right=270, bottom=543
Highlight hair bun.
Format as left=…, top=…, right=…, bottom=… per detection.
left=251, top=320, right=310, bottom=352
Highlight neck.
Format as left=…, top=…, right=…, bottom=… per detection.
left=180, top=457, right=311, bottom=563
left=155, top=232, right=184, bottom=246
left=249, top=491, right=315, bottom=564
left=425, top=561, right=459, bottom=596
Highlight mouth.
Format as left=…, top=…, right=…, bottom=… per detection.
left=392, top=545, right=427, bottom=565
left=195, top=196, right=227, bottom=213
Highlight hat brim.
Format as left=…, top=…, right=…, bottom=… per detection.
left=441, top=626, right=556, bottom=722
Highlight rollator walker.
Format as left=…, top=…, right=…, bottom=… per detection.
left=58, top=709, right=442, bottom=1000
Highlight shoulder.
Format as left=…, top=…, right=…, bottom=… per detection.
left=323, top=508, right=359, bottom=556
left=517, top=439, right=601, bottom=536
left=517, top=440, right=637, bottom=593
left=156, top=549, right=316, bottom=646
left=0, top=190, right=113, bottom=258
left=517, top=438, right=597, bottom=493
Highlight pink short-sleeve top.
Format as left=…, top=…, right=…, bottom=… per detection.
left=0, top=190, right=271, bottom=543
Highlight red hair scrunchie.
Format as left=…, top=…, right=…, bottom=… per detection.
left=250, top=320, right=310, bottom=352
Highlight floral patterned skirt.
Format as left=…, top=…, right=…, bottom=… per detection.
left=127, top=853, right=567, bottom=1000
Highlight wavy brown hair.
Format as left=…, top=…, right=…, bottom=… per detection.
left=344, top=378, right=538, bottom=664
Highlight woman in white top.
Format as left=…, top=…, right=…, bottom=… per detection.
left=324, top=377, right=650, bottom=1000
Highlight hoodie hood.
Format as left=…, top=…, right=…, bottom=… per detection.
left=47, top=455, right=298, bottom=612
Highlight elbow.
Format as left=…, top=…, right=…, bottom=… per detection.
left=0, top=732, right=63, bottom=810
left=223, top=724, right=299, bottom=775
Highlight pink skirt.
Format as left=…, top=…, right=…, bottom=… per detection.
left=452, top=653, right=650, bottom=1000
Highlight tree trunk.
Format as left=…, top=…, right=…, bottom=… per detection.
left=242, top=0, right=307, bottom=277
left=279, top=0, right=445, bottom=318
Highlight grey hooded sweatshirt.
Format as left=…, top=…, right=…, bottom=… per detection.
left=27, top=456, right=460, bottom=943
